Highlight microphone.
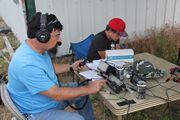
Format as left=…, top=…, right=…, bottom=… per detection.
left=79, top=59, right=87, bottom=67
left=57, top=41, right=62, bottom=46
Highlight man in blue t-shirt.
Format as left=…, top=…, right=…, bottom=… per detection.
left=7, top=12, right=106, bottom=120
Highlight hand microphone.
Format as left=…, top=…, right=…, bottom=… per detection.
left=79, top=59, right=87, bottom=67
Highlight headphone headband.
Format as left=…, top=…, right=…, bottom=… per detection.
left=47, top=19, right=58, bottom=25
left=40, top=14, right=47, bottom=30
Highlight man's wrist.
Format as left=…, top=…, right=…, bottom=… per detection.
left=69, top=64, right=74, bottom=72
left=81, top=85, right=91, bottom=95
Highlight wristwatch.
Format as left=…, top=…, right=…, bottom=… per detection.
left=69, top=65, right=74, bottom=72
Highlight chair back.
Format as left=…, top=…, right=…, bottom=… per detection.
left=70, top=34, right=94, bottom=60
left=0, top=83, right=26, bottom=120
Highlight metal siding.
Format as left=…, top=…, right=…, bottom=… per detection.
left=33, top=0, right=180, bottom=55
left=174, top=0, right=180, bottom=24
left=146, top=0, right=157, bottom=29
left=136, top=0, right=147, bottom=34
left=165, top=0, right=176, bottom=25
left=66, top=0, right=81, bottom=42
left=113, top=0, right=126, bottom=20
left=156, top=0, right=166, bottom=28
left=35, top=0, right=53, bottom=13
left=52, top=0, right=70, bottom=53
left=93, top=0, right=108, bottom=34
left=125, top=0, right=137, bottom=37
left=81, top=0, right=95, bottom=37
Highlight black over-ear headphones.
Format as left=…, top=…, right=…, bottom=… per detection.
left=36, top=13, right=50, bottom=43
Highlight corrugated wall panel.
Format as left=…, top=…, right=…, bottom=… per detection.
left=35, top=0, right=54, bottom=13
left=67, top=0, right=82, bottom=42
left=174, top=0, right=180, bottom=24
left=52, top=0, right=71, bottom=53
left=146, top=0, right=157, bottom=29
left=165, top=0, right=176, bottom=25
left=114, top=0, right=126, bottom=20
left=125, top=0, right=137, bottom=36
left=156, top=0, right=166, bottom=28
left=136, top=0, right=147, bottom=34
left=81, top=0, right=94, bottom=38
left=34, top=0, right=180, bottom=55
left=93, top=0, right=109, bottom=34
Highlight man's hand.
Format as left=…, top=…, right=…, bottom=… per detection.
left=85, top=79, right=107, bottom=94
left=115, top=43, right=120, bottom=49
left=71, top=60, right=84, bottom=71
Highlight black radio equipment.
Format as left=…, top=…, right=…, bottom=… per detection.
left=97, top=61, right=126, bottom=93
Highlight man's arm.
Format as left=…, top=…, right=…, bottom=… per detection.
left=53, top=60, right=83, bottom=74
left=97, top=43, right=120, bottom=59
left=98, top=51, right=105, bottom=59
left=53, top=63, right=70, bottom=74
left=40, top=80, right=106, bottom=101
left=115, top=43, right=120, bottom=49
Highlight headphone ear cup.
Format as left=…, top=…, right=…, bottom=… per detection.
left=36, top=29, right=50, bottom=43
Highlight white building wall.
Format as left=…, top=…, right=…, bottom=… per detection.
left=0, top=0, right=27, bottom=42
left=35, top=0, right=180, bottom=55
left=0, top=0, right=180, bottom=55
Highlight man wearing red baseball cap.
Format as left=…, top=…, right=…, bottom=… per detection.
left=87, top=18, right=128, bottom=62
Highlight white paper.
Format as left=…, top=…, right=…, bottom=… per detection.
left=86, top=63, right=98, bottom=71
left=92, top=59, right=101, bottom=67
left=79, top=70, right=103, bottom=81
left=86, top=59, right=105, bottom=71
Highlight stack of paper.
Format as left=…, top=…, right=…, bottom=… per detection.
left=79, top=70, right=102, bottom=81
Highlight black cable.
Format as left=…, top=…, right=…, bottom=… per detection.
left=62, top=79, right=92, bottom=110
left=52, top=57, right=92, bottom=110
left=146, top=83, right=170, bottom=116
left=0, top=73, right=7, bottom=83
left=146, top=80, right=167, bottom=89
left=146, top=89, right=168, bottom=102
left=164, top=83, right=180, bottom=113
left=146, top=80, right=180, bottom=118
left=125, top=100, right=131, bottom=120
left=50, top=54, right=93, bottom=110
left=66, top=96, right=89, bottom=110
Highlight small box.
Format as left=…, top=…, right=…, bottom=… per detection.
left=105, top=49, right=134, bottom=62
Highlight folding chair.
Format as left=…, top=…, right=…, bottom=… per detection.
left=69, top=34, right=94, bottom=82
left=70, top=34, right=94, bottom=61
left=0, top=82, right=26, bottom=120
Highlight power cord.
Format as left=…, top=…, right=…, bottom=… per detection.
left=0, top=73, right=7, bottom=83
left=146, top=80, right=180, bottom=118
left=66, top=79, right=92, bottom=110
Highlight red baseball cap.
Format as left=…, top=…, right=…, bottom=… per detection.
left=108, top=18, right=128, bottom=37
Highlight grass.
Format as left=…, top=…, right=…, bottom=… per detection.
left=126, top=24, right=180, bottom=65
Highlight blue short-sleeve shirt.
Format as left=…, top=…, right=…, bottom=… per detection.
left=7, top=40, right=59, bottom=114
